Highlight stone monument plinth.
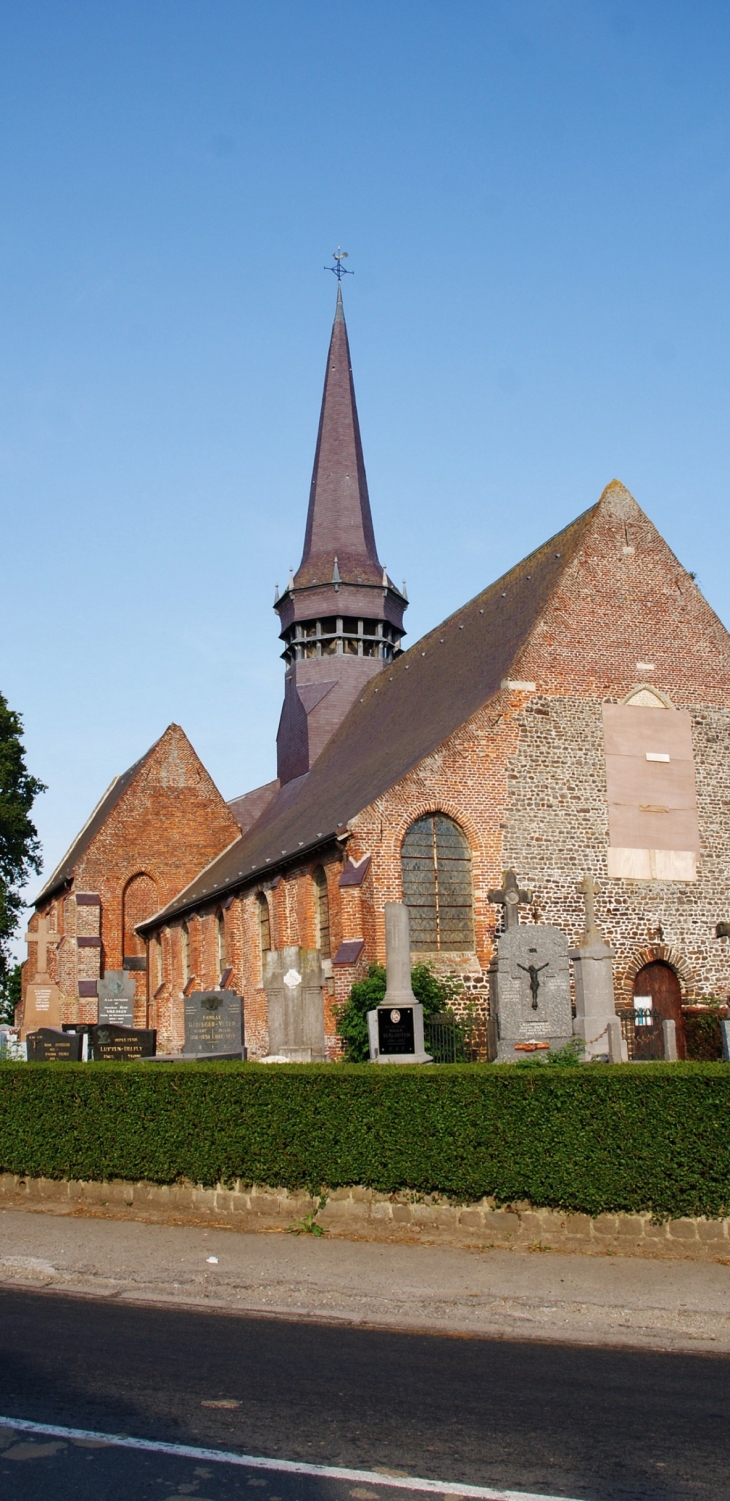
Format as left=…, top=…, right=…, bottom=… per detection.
left=367, top=903, right=432, bottom=1064
left=569, top=875, right=627, bottom=1061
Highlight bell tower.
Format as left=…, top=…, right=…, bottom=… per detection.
left=274, top=280, right=407, bottom=784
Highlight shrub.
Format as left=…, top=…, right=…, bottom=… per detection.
left=1, top=1061, right=730, bottom=1220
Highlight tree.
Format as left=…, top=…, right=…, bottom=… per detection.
left=334, top=962, right=463, bottom=1062
left=0, top=693, right=45, bottom=1019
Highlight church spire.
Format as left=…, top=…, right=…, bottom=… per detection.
left=274, top=277, right=407, bottom=785
left=295, top=284, right=381, bottom=589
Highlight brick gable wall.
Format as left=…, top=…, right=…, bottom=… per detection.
left=23, top=725, right=240, bottom=1033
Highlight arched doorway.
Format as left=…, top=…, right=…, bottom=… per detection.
left=632, top=961, right=686, bottom=1059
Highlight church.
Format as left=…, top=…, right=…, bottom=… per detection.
left=22, top=283, right=730, bottom=1060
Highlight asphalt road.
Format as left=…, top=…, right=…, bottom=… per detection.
left=0, top=1287, right=727, bottom=1500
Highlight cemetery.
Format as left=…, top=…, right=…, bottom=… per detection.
left=2, top=892, right=730, bottom=1236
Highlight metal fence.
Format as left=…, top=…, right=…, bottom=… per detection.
left=424, top=1010, right=488, bottom=1063
left=618, top=1007, right=664, bottom=1061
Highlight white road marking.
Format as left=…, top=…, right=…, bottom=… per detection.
left=0, top=1414, right=584, bottom=1501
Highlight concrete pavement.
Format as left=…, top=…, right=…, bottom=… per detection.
left=1, top=1206, right=729, bottom=1354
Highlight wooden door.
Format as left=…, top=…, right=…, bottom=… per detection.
left=633, top=962, right=686, bottom=1059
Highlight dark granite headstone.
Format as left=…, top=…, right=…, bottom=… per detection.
left=88, top=1025, right=156, bottom=1061
left=27, top=1028, right=83, bottom=1062
left=377, top=1006, right=416, bottom=1056
left=97, top=970, right=137, bottom=1027
left=184, top=992, right=243, bottom=1057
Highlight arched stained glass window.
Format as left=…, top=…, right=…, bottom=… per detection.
left=401, top=814, right=474, bottom=952
left=313, top=867, right=331, bottom=958
left=181, top=923, right=190, bottom=982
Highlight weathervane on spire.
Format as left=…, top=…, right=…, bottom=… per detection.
left=325, top=247, right=354, bottom=282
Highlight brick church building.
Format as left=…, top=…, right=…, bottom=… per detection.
left=23, top=285, right=730, bottom=1058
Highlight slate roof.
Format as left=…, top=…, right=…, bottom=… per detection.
left=227, top=779, right=279, bottom=836
left=294, top=284, right=382, bottom=589
left=140, top=500, right=597, bottom=931
left=35, top=745, right=155, bottom=906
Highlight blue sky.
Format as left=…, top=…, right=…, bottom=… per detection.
left=1, top=1, right=729, bottom=916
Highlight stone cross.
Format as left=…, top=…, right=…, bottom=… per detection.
left=25, top=914, right=60, bottom=975
left=578, top=874, right=600, bottom=944
left=488, top=870, right=533, bottom=932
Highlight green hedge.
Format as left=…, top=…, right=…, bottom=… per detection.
left=1, top=1061, right=729, bottom=1219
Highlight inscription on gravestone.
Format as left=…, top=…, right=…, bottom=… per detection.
left=88, top=1025, right=156, bottom=1061
left=377, top=1006, right=415, bottom=1056
left=98, top=971, right=137, bottom=1027
left=184, top=991, right=243, bottom=1057
left=26, top=1028, right=83, bottom=1062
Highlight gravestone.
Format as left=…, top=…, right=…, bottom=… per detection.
left=367, top=903, right=432, bottom=1064
left=22, top=913, right=63, bottom=1038
left=22, top=978, right=63, bottom=1038
left=569, top=875, right=625, bottom=1061
left=263, top=948, right=325, bottom=1061
left=26, top=1028, right=83, bottom=1062
left=722, top=1020, right=730, bottom=1062
left=98, top=970, right=137, bottom=1027
left=183, top=990, right=244, bottom=1059
left=88, top=1025, right=156, bottom=1061
left=487, top=875, right=572, bottom=1060
left=0, top=1026, right=25, bottom=1060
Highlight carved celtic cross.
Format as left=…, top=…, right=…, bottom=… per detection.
left=488, top=869, right=533, bottom=931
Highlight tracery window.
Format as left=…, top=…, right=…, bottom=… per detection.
left=401, top=813, right=474, bottom=951
left=313, top=866, right=331, bottom=958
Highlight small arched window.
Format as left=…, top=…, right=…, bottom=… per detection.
left=313, top=867, right=330, bottom=958
left=401, top=813, right=474, bottom=952
left=181, top=923, right=190, bottom=982
left=258, top=893, right=271, bottom=957
left=216, top=910, right=226, bottom=976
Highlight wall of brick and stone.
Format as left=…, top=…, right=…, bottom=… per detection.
left=2, top=1172, right=730, bottom=1261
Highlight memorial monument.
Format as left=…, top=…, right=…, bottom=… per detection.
left=263, top=949, right=326, bottom=1061
left=97, top=970, right=136, bottom=1027
left=88, top=1024, right=157, bottom=1060
left=26, top=1028, right=83, bottom=1062
left=183, top=989, right=244, bottom=1059
left=21, top=915, right=62, bottom=1039
left=367, top=903, right=432, bottom=1063
left=487, top=871, right=572, bottom=1061
left=569, top=875, right=626, bottom=1062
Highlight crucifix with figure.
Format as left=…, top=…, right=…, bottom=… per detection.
left=488, top=870, right=533, bottom=931
left=25, top=914, right=60, bottom=976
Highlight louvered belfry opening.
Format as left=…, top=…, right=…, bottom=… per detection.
left=401, top=814, right=474, bottom=952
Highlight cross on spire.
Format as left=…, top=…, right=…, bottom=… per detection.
left=488, top=870, right=533, bottom=931
left=325, top=247, right=353, bottom=282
